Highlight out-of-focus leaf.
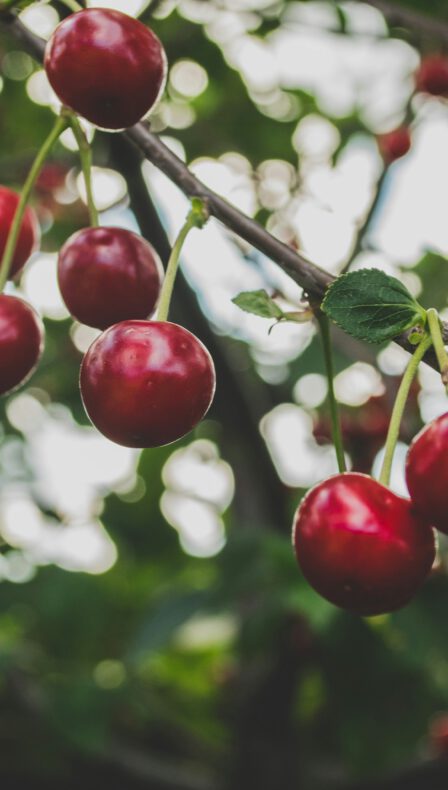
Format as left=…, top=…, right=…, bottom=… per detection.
left=413, top=250, right=448, bottom=310
left=126, top=590, right=210, bottom=664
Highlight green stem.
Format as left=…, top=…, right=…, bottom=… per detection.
left=427, top=308, right=448, bottom=390
left=69, top=114, right=99, bottom=228
left=317, top=313, right=346, bottom=474
left=0, top=113, right=68, bottom=292
left=379, top=333, right=433, bottom=487
left=157, top=202, right=208, bottom=322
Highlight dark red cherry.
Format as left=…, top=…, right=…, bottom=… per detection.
left=378, top=127, right=412, bottom=164
left=44, top=8, right=167, bottom=130
left=0, top=294, right=44, bottom=395
left=0, top=186, right=40, bottom=279
left=58, top=227, right=163, bottom=330
left=416, top=54, right=448, bottom=97
left=80, top=321, right=216, bottom=448
left=406, top=413, right=448, bottom=534
left=292, top=473, right=435, bottom=616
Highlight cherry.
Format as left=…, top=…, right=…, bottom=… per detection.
left=80, top=320, right=216, bottom=448
left=377, top=127, right=411, bottom=164
left=44, top=9, right=167, bottom=130
left=416, top=54, right=448, bottom=97
left=429, top=714, right=448, bottom=757
left=58, top=227, right=163, bottom=330
left=292, top=473, right=435, bottom=616
left=0, top=186, right=40, bottom=279
left=0, top=294, right=44, bottom=396
left=406, top=413, right=448, bottom=534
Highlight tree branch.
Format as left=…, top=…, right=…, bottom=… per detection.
left=356, top=0, right=448, bottom=44
left=1, top=11, right=447, bottom=365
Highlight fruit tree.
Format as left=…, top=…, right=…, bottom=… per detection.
left=1, top=1, right=448, bottom=788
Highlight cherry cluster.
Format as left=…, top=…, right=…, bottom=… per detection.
left=377, top=53, right=448, bottom=164
left=1, top=5, right=448, bottom=621
left=0, top=8, right=215, bottom=448
left=291, top=53, right=448, bottom=619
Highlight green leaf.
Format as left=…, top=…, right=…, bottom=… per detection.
left=413, top=250, right=448, bottom=311
left=322, top=269, right=426, bottom=344
left=232, top=289, right=285, bottom=319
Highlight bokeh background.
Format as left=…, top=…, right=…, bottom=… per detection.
left=1, top=1, right=448, bottom=788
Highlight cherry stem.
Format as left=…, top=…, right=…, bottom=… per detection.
left=379, top=332, right=433, bottom=487
left=68, top=114, right=99, bottom=228
left=156, top=199, right=209, bottom=323
left=427, top=308, right=448, bottom=391
left=0, top=112, right=68, bottom=293
left=316, top=313, right=346, bottom=474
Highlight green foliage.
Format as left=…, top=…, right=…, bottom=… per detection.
left=232, top=289, right=285, bottom=319
left=413, top=251, right=448, bottom=310
left=1, top=2, right=448, bottom=787
left=323, top=269, right=426, bottom=343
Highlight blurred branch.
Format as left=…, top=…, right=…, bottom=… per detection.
left=107, top=134, right=290, bottom=530
left=341, top=167, right=388, bottom=275
left=356, top=0, right=448, bottom=43
left=142, top=0, right=165, bottom=15
left=7, top=668, right=216, bottom=790
left=1, top=11, right=447, bottom=366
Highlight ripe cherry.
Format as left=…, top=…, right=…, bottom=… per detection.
left=416, top=54, right=448, bottom=97
left=0, top=294, right=44, bottom=395
left=406, top=413, right=448, bottom=534
left=429, top=714, right=448, bottom=757
left=292, top=473, right=435, bottom=616
left=80, top=320, right=216, bottom=448
left=0, top=186, right=40, bottom=279
left=44, top=9, right=167, bottom=130
left=58, top=227, right=163, bottom=330
left=378, top=127, right=412, bottom=164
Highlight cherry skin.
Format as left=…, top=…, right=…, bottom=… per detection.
left=292, top=473, right=435, bottom=616
left=377, top=127, right=411, bottom=164
left=406, top=413, right=448, bottom=534
left=416, top=54, right=448, bottom=97
left=0, top=186, right=40, bottom=279
left=80, top=321, right=216, bottom=448
left=0, top=294, right=44, bottom=396
left=44, top=9, right=167, bottom=130
left=58, top=227, right=163, bottom=330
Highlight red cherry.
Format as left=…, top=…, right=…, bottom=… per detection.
left=58, top=227, right=163, bottom=330
left=429, top=714, right=448, bottom=757
left=0, top=294, right=44, bottom=396
left=0, top=186, right=40, bottom=279
left=406, top=413, right=448, bottom=534
left=44, top=9, right=167, bottom=130
left=416, top=54, right=448, bottom=97
left=377, top=127, right=412, bottom=164
left=292, top=473, right=435, bottom=616
left=80, top=320, right=216, bottom=448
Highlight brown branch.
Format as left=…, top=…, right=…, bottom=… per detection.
left=1, top=11, right=447, bottom=364
left=356, top=0, right=448, bottom=44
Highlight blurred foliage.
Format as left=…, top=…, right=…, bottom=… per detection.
left=1, top=2, right=448, bottom=790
